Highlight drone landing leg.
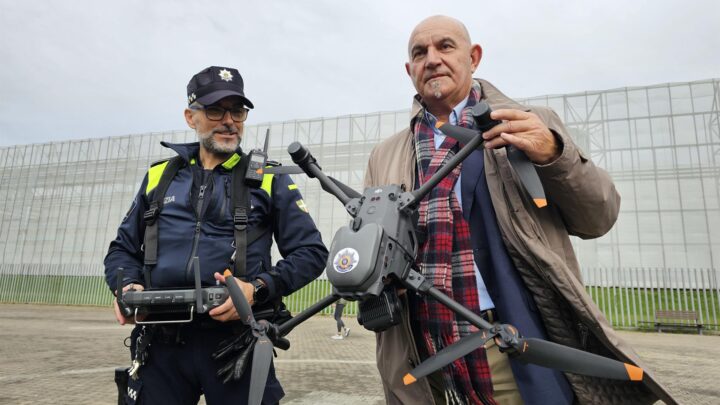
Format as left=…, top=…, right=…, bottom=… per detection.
left=403, top=268, right=495, bottom=332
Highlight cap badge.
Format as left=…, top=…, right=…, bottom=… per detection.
left=218, top=69, right=234, bottom=82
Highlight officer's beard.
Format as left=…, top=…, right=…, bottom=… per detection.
left=198, top=124, right=242, bottom=155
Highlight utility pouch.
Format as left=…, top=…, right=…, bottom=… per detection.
left=115, top=367, right=129, bottom=405
left=124, top=375, right=143, bottom=405
left=118, top=354, right=143, bottom=405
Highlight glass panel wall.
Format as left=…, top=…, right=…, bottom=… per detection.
left=1, top=79, right=717, bottom=303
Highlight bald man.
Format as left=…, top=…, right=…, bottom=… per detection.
left=363, top=15, right=674, bottom=405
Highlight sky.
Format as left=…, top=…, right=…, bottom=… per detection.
left=0, top=0, right=718, bottom=147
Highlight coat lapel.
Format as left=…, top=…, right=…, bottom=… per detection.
left=460, top=149, right=484, bottom=220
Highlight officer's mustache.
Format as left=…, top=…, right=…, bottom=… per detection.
left=212, top=124, right=239, bottom=135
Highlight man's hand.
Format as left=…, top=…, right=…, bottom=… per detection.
left=209, top=272, right=254, bottom=322
left=113, top=283, right=145, bottom=325
left=482, top=109, right=560, bottom=165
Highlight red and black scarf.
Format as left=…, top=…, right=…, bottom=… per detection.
left=413, top=83, right=496, bottom=405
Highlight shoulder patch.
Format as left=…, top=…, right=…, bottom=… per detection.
left=296, top=199, right=309, bottom=213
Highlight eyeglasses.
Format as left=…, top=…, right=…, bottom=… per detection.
left=190, top=105, right=249, bottom=122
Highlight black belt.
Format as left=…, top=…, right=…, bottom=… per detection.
left=151, top=318, right=247, bottom=344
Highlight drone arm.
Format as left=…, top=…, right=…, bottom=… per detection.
left=401, top=124, right=485, bottom=210
left=403, top=268, right=494, bottom=331
left=329, top=176, right=362, bottom=199
left=277, top=293, right=340, bottom=336
left=288, top=142, right=353, bottom=206
left=401, top=268, right=646, bottom=385
left=260, top=171, right=363, bottom=200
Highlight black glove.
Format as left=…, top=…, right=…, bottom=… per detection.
left=213, top=328, right=256, bottom=384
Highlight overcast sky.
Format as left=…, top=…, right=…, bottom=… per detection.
left=0, top=0, right=718, bottom=147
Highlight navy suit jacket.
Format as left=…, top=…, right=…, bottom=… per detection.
left=460, top=149, right=574, bottom=405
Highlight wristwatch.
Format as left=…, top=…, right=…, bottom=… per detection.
left=252, top=279, right=269, bottom=304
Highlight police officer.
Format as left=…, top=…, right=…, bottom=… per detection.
left=104, top=66, right=328, bottom=404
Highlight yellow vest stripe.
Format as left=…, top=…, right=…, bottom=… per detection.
left=146, top=161, right=170, bottom=194
left=261, top=171, right=274, bottom=196
left=222, top=153, right=241, bottom=170
left=145, top=155, right=274, bottom=196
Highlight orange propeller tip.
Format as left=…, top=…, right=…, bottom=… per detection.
left=625, top=364, right=644, bottom=381
left=403, top=374, right=417, bottom=385
left=223, top=269, right=233, bottom=278
left=533, top=198, right=547, bottom=208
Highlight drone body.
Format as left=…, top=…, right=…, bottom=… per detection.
left=326, top=184, right=417, bottom=299
left=224, top=101, right=653, bottom=405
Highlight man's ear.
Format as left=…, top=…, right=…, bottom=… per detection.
left=184, top=109, right=196, bottom=129
left=405, top=62, right=411, bottom=77
left=470, top=44, right=482, bottom=72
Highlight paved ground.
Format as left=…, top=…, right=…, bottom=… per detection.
left=0, top=304, right=717, bottom=404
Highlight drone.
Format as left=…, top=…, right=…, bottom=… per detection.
left=220, top=101, right=645, bottom=405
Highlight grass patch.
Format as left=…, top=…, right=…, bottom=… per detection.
left=1, top=275, right=717, bottom=330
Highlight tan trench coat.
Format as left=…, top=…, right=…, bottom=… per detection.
left=363, top=80, right=675, bottom=405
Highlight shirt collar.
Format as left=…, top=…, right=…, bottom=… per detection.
left=423, top=95, right=470, bottom=128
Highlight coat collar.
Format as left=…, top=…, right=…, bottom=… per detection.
left=160, top=141, right=242, bottom=170
left=409, top=78, right=527, bottom=117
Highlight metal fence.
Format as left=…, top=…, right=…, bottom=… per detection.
left=581, top=267, right=719, bottom=330
left=1, top=264, right=717, bottom=331
left=1, top=78, right=719, bottom=333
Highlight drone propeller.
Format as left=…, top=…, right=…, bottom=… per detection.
left=509, top=337, right=643, bottom=381
left=222, top=270, right=275, bottom=405
left=403, top=330, right=491, bottom=385
left=504, top=146, right=547, bottom=208
left=404, top=324, right=644, bottom=386
left=249, top=334, right=274, bottom=405
left=436, top=123, right=486, bottom=148
left=437, top=123, right=547, bottom=208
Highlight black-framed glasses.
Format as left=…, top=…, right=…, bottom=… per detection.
left=191, top=105, right=249, bottom=122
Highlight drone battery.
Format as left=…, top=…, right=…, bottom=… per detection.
left=357, top=287, right=402, bottom=332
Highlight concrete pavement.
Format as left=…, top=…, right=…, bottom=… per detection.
left=0, top=304, right=717, bottom=404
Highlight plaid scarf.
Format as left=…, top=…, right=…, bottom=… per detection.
left=413, top=84, right=496, bottom=405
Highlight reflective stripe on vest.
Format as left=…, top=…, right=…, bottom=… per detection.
left=146, top=161, right=170, bottom=194
left=260, top=171, right=274, bottom=196
left=144, top=157, right=275, bottom=196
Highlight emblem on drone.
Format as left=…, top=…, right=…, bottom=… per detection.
left=333, top=248, right=359, bottom=273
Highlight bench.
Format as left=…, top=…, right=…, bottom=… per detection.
left=650, top=310, right=703, bottom=335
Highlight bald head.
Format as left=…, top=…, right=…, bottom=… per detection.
left=408, top=15, right=472, bottom=57
left=405, top=15, right=481, bottom=121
